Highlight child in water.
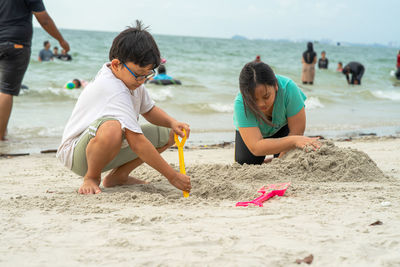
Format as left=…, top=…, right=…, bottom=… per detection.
left=233, top=61, right=320, bottom=165
left=64, top=79, right=88, bottom=89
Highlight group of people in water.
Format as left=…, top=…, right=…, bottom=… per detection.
left=301, top=42, right=366, bottom=85
left=38, top=40, right=72, bottom=62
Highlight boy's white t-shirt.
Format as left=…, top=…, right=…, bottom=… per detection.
left=56, top=63, right=155, bottom=169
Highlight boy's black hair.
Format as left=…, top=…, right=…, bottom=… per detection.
left=158, top=65, right=166, bottom=74
left=43, top=40, right=49, bottom=47
left=109, top=20, right=161, bottom=69
left=54, top=46, right=58, bottom=50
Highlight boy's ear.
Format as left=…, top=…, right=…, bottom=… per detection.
left=110, top=59, right=122, bottom=70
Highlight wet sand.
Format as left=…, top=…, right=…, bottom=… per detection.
left=0, top=137, right=399, bottom=266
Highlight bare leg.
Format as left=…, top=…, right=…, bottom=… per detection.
left=103, top=131, right=174, bottom=188
left=0, top=93, right=13, bottom=141
left=79, top=121, right=123, bottom=194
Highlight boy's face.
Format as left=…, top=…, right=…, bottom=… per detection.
left=110, top=59, right=154, bottom=90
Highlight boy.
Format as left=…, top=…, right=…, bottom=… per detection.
left=57, top=21, right=191, bottom=195
left=318, top=51, right=328, bottom=69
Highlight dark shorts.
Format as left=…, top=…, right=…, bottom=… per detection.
left=234, top=124, right=290, bottom=165
left=0, top=42, right=31, bottom=96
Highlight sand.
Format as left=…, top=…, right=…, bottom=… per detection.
left=1, top=137, right=400, bottom=266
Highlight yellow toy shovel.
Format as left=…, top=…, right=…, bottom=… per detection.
left=174, top=129, right=189, bottom=198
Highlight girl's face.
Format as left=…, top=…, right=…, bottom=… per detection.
left=254, top=84, right=277, bottom=116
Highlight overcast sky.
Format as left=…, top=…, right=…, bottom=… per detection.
left=34, top=0, right=399, bottom=44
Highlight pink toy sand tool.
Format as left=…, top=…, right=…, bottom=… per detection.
left=236, top=182, right=291, bottom=207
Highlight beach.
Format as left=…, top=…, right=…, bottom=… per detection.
left=1, top=136, right=399, bottom=266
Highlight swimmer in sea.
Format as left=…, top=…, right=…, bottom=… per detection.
left=318, top=51, right=328, bottom=69
left=342, top=62, right=365, bottom=85
left=336, top=62, right=343, bottom=72
left=65, top=79, right=87, bottom=89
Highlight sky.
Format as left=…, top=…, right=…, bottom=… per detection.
left=34, top=0, right=399, bottom=45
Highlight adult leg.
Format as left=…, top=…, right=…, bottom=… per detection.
left=79, top=120, right=123, bottom=194
left=0, top=93, right=12, bottom=140
left=357, top=67, right=365, bottom=85
left=0, top=44, right=30, bottom=140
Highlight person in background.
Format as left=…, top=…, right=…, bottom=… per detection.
left=53, top=46, right=59, bottom=57
left=153, top=65, right=173, bottom=80
left=301, top=42, right=317, bottom=85
left=64, top=79, right=88, bottom=89
left=233, top=61, right=320, bottom=165
left=318, top=51, right=329, bottom=69
left=254, top=55, right=261, bottom=63
left=342, top=62, right=365, bottom=85
left=38, top=40, right=53, bottom=61
left=0, top=0, right=69, bottom=141
left=336, top=62, right=343, bottom=72
left=58, top=48, right=72, bottom=61
left=395, top=50, right=400, bottom=80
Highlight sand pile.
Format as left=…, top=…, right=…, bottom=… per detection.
left=131, top=141, right=389, bottom=202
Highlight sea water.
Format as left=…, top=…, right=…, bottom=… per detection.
left=1, top=28, right=400, bottom=153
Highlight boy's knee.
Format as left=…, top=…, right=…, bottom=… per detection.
left=142, top=124, right=171, bottom=148
left=94, top=120, right=123, bottom=147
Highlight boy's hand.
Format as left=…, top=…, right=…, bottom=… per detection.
left=167, top=172, right=191, bottom=192
left=171, top=121, right=190, bottom=138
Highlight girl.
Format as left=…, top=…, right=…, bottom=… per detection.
left=233, top=61, right=320, bottom=165
left=302, top=42, right=317, bottom=85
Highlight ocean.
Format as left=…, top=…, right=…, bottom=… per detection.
left=1, top=28, right=400, bottom=154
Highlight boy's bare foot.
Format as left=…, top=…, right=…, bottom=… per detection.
left=78, top=176, right=101, bottom=194
left=102, top=173, right=148, bottom=188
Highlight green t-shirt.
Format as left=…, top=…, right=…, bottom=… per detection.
left=233, top=75, right=306, bottom=137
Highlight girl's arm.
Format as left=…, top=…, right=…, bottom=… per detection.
left=287, top=107, right=306, bottom=135
left=238, top=127, right=295, bottom=156
left=239, top=107, right=318, bottom=156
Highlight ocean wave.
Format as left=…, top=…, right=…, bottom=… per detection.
left=148, top=88, right=173, bottom=102
left=8, top=126, right=64, bottom=139
left=371, top=90, right=400, bottom=101
left=182, top=103, right=234, bottom=114
left=305, top=97, right=324, bottom=109
left=20, top=87, right=81, bottom=101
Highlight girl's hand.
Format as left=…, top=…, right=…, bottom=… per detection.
left=293, top=136, right=321, bottom=151
left=171, top=121, right=190, bottom=138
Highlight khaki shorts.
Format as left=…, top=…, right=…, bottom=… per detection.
left=71, top=117, right=170, bottom=176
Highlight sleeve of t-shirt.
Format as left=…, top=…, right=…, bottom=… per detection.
left=25, top=0, right=45, bottom=12
left=285, top=80, right=307, bottom=117
left=234, top=97, right=259, bottom=128
left=106, top=92, right=143, bottom=134
left=139, top=86, right=155, bottom=114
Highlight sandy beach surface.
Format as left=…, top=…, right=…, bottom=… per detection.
left=1, top=137, right=400, bottom=266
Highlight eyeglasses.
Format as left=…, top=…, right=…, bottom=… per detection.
left=123, top=63, right=155, bottom=81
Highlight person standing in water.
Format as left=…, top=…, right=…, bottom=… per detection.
left=0, top=0, right=69, bottom=141
left=395, top=51, right=400, bottom=80
left=318, top=51, right=329, bottom=69
left=301, top=42, right=317, bottom=84
left=233, top=61, right=320, bottom=165
left=342, top=62, right=365, bottom=85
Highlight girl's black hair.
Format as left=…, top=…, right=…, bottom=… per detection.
left=239, top=61, right=277, bottom=126
left=109, top=20, right=161, bottom=69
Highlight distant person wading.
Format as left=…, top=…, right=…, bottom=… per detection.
left=301, top=42, right=317, bottom=85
